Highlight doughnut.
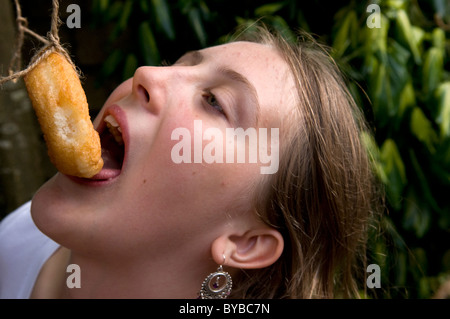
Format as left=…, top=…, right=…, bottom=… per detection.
left=24, top=52, right=103, bottom=178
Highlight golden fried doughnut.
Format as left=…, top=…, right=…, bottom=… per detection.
left=24, top=52, right=103, bottom=178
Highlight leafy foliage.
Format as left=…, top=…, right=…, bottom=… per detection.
left=328, top=0, right=450, bottom=298
left=90, top=0, right=450, bottom=298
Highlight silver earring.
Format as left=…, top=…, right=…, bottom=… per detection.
left=198, top=255, right=232, bottom=299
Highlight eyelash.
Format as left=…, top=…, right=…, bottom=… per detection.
left=203, top=91, right=226, bottom=116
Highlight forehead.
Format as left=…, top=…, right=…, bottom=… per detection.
left=200, top=41, right=296, bottom=127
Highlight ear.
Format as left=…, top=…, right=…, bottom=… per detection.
left=211, top=228, right=284, bottom=269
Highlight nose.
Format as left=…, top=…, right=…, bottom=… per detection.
left=131, top=66, right=168, bottom=115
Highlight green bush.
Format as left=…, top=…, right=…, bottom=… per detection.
left=329, top=0, right=450, bottom=298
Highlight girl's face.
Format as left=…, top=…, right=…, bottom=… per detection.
left=32, top=41, right=294, bottom=260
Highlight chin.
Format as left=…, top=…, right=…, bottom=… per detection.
left=30, top=172, right=128, bottom=253
left=30, top=176, right=67, bottom=241
left=30, top=174, right=93, bottom=247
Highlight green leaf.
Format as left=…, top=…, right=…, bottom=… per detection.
left=296, top=10, right=310, bottom=33
left=332, top=10, right=357, bottom=58
left=380, top=139, right=407, bottom=209
left=361, top=132, right=388, bottom=184
left=382, top=216, right=406, bottom=249
left=105, top=1, right=123, bottom=24
left=403, top=191, right=431, bottom=238
left=235, top=17, right=259, bottom=35
left=364, top=14, right=389, bottom=54
left=431, top=28, right=446, bottom=51
left=92, top=0, right=110, bottom=14
left=139, top=21, right=160, bottom=66
left=108, top=0, right=134, bottom=41
left=411, top=26, right=425, bottom=53
left=371, top=58, right=403, bottom=126
left=118, top=0, right=134, bottom=32
left=410, top=107, right=438, bottom=153
left=395, top=9, right=421, bottom=64
left=369, top=39, right=411, bottom=125
left=198, top=1, right=211, bottom=19
left=435, top=82, right=450, bottom=138
left=363, top=53, right=379, bottom=78
left=386, top=0, right=408, bottom=10
left=370, top=62, right=390, bottom=125
left=385, top=40, right=411, bottom=117
left=100, top=0, right=109, bottom=11
left=123, top=54, right=138, bottom=80
left=140, top=0, right=150, bottom=13
left=152, top=0, right=175, bottom=40
left=423, top=47, right=444, bottom=96
left=409, top=149, right=441, bottom=213
left=254, top=2, right=285, bottom=16
left=373, top=238, right=388, bottom=271
left=412, top=248, right=428, bottom=275
left=101, top=49, right=124, bottom=78
left=395, top=250, right=407, bottom=286
left=398, top=80, right=416, bottom=118
left=188, top=8, right=207, bottom=47
left=270, top=16, right=296, bottom=43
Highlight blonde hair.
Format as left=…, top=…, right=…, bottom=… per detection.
left=230, top=26, right=380, bottom=298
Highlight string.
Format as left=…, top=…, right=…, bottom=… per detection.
left=0, top=0, right=79, bottom=86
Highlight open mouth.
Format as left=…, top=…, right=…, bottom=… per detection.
left=65, top=107, right=127, bottom=185
left=90, top=114, right=125, bottom=181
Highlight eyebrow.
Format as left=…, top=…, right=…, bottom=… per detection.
left=176, top=50, right=204, bottom=65
left=176, top=50, right=260, bottom=125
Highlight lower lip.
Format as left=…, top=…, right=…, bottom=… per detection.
left=64, top=172, right=121, bottom=187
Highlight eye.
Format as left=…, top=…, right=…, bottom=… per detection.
left=203, top=91, right=225, bottom=116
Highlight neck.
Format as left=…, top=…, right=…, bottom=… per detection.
left=58, top=249, right=213, bottom=298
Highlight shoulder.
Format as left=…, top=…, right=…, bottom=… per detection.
left=0, top=201, right=33, bottom=235
left=0, top=201, right=60, bottom=298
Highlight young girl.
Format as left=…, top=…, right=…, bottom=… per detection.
left=0, top=26, right=379, bottom=299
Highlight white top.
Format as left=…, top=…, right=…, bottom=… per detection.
left=0, top=201, right=60, bottom=299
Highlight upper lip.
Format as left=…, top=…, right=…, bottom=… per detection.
left=98, top=105, right=128, bottom=141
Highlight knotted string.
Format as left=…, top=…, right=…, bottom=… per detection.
left=0, top=0, right=80, bottom=85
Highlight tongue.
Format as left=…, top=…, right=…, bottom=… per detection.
left=89, top=149, right=121, bottom=180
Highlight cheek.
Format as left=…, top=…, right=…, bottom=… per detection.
left=127, top=123, right=259, bottom=215
left=93, top=79, right=133, bottom=127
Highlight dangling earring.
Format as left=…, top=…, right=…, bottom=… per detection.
left=198, top=255, right=232, bottom=299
